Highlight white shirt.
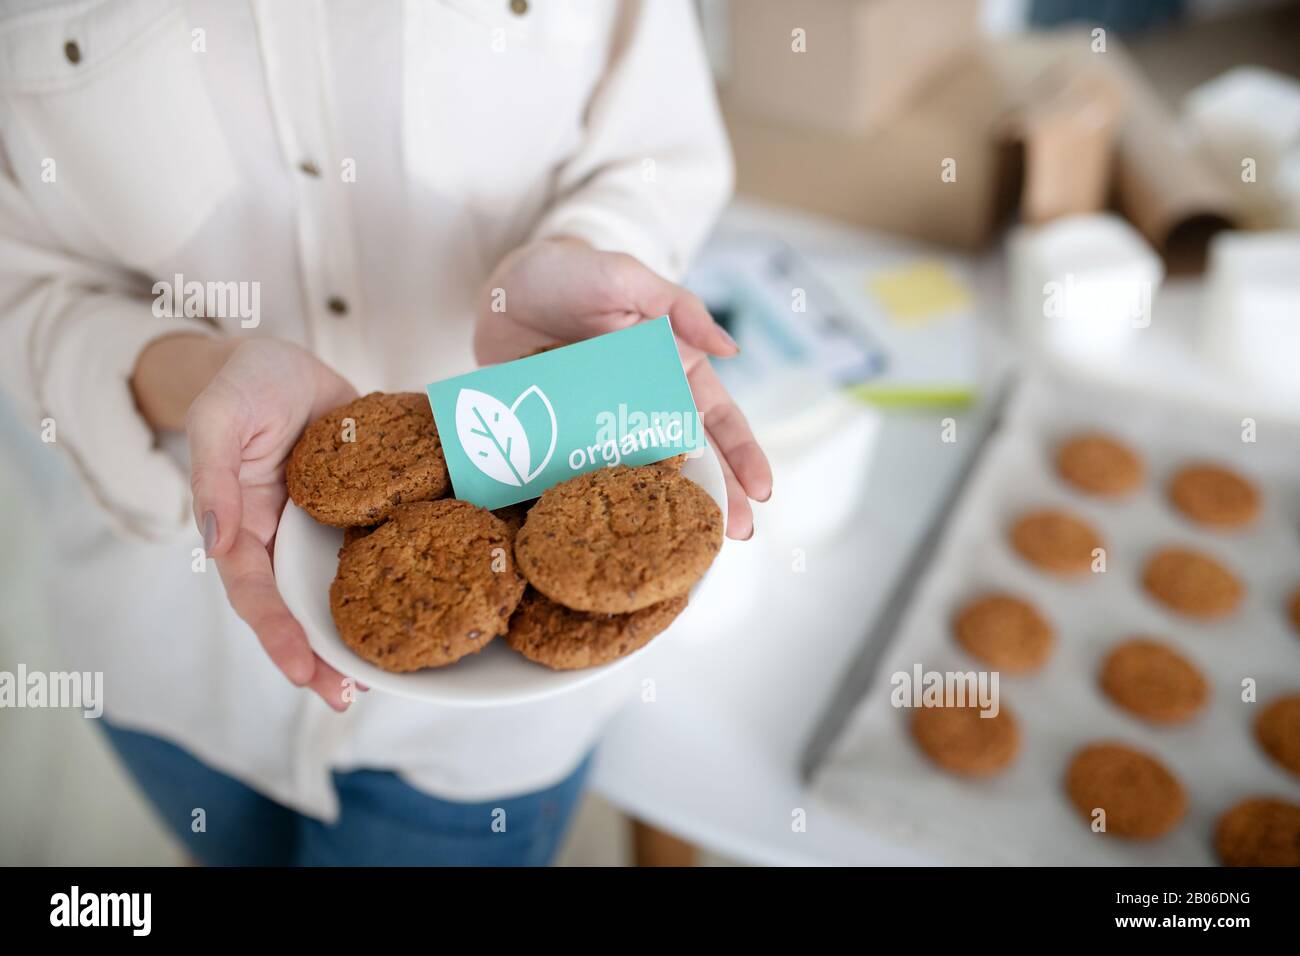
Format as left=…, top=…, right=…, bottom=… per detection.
left=0, top=0, right=730, bottom=816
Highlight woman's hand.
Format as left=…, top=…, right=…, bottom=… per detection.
left=185, top=339, right=360, bottom=710
left=475, top=237, right=772, bottom=538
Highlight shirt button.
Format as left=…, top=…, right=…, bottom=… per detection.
left=509, top=0, right=527, bottom=15
left=64, top=41, right=81, bottom=64
left=327, top=296, right=349, bottom=317
left=298, top=160, right=321, bottom=178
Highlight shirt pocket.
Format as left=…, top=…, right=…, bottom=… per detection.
left=0, top=0, right=238, bottom=271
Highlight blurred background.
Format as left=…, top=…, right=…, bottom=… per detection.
left=2, top=0, right=1298, bottom=865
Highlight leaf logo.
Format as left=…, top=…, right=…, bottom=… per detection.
left=455, top=385, right=557, bottom=487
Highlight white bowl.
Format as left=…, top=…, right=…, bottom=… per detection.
left=273, top=447, right=727, bottom=707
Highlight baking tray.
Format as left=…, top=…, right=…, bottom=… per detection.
left=807, top=374, right=1300, bottom=865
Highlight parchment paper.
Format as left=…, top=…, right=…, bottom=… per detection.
left=811, top=375, right=1300, bottom=865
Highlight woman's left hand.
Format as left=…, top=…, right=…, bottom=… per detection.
left=474, top=237, right=772, bottom=539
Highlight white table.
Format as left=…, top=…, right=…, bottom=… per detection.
left=588, top=202, right=1007, bottom=865
left=589, top=193, right=1283, bottom=865
left=591, top=414, right=995, bottom=865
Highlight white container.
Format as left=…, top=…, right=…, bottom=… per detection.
left=1201, top=230, right=1300, bottom=404
left=756, top=390, right=881, bottom=543
left=1010, top=214, right=1164, bottom=364
left=1184, top=67, right=1300, bottom=226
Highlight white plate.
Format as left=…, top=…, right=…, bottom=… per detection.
left=274, top=448, right=727, bottom=707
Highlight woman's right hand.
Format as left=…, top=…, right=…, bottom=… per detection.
left=185, top=339, right=359, bottom=710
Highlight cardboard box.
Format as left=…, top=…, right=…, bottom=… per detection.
left=723, top=46, right=1021, bottom=249
left=727, top=29, right=1233, bottom=261
left=725, top=0, right=980, bottom=136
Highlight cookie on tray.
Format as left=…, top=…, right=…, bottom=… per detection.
left=1010, top=509, right=1104, bottom=576
left=1099, top=638, right=1207, bottom=725
left=952, top=593, right=1054, bottom=673
left=287, top=391, right=449, bottom=527
left=910, top=702, right=1019, bottom=777
left=1168, top=462, right=1259, bottom=529
left=329, top=500, right=524, bottom=672
left=1141, top=546, right=1242, bottom=620
left=1214, top=797, right=1300, bottom=867
left=506, top=588, right=687, bottom=670
left=515, top=465, right=723, bottom=614
left=1055, top=432, right=1144, bottom=497
left=1255, top=694, right=1300, bottom=777
left=1064, top=742, right=1186, bottom=839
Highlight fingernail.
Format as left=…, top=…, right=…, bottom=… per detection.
left=717, top=325, right=740, bottom=354
left=202, top=511, right=218, bottom=552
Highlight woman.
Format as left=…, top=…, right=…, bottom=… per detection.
left=0, top=0, right=769, bottom=865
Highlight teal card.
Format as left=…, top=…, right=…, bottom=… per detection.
left=426, top=316, right=706, bottom=509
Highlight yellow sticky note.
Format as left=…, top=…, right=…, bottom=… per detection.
left=868, top=261, right=970, bottom=324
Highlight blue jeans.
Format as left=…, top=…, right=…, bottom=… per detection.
left=100, top=722, right=592, bottom=866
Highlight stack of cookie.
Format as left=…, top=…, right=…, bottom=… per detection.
left=907, top=430, right=1300, bottom=866
left=285, top=392, right=723, bottom=674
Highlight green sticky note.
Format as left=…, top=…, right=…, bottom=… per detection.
left=426, top=316, right=705, bottom=509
